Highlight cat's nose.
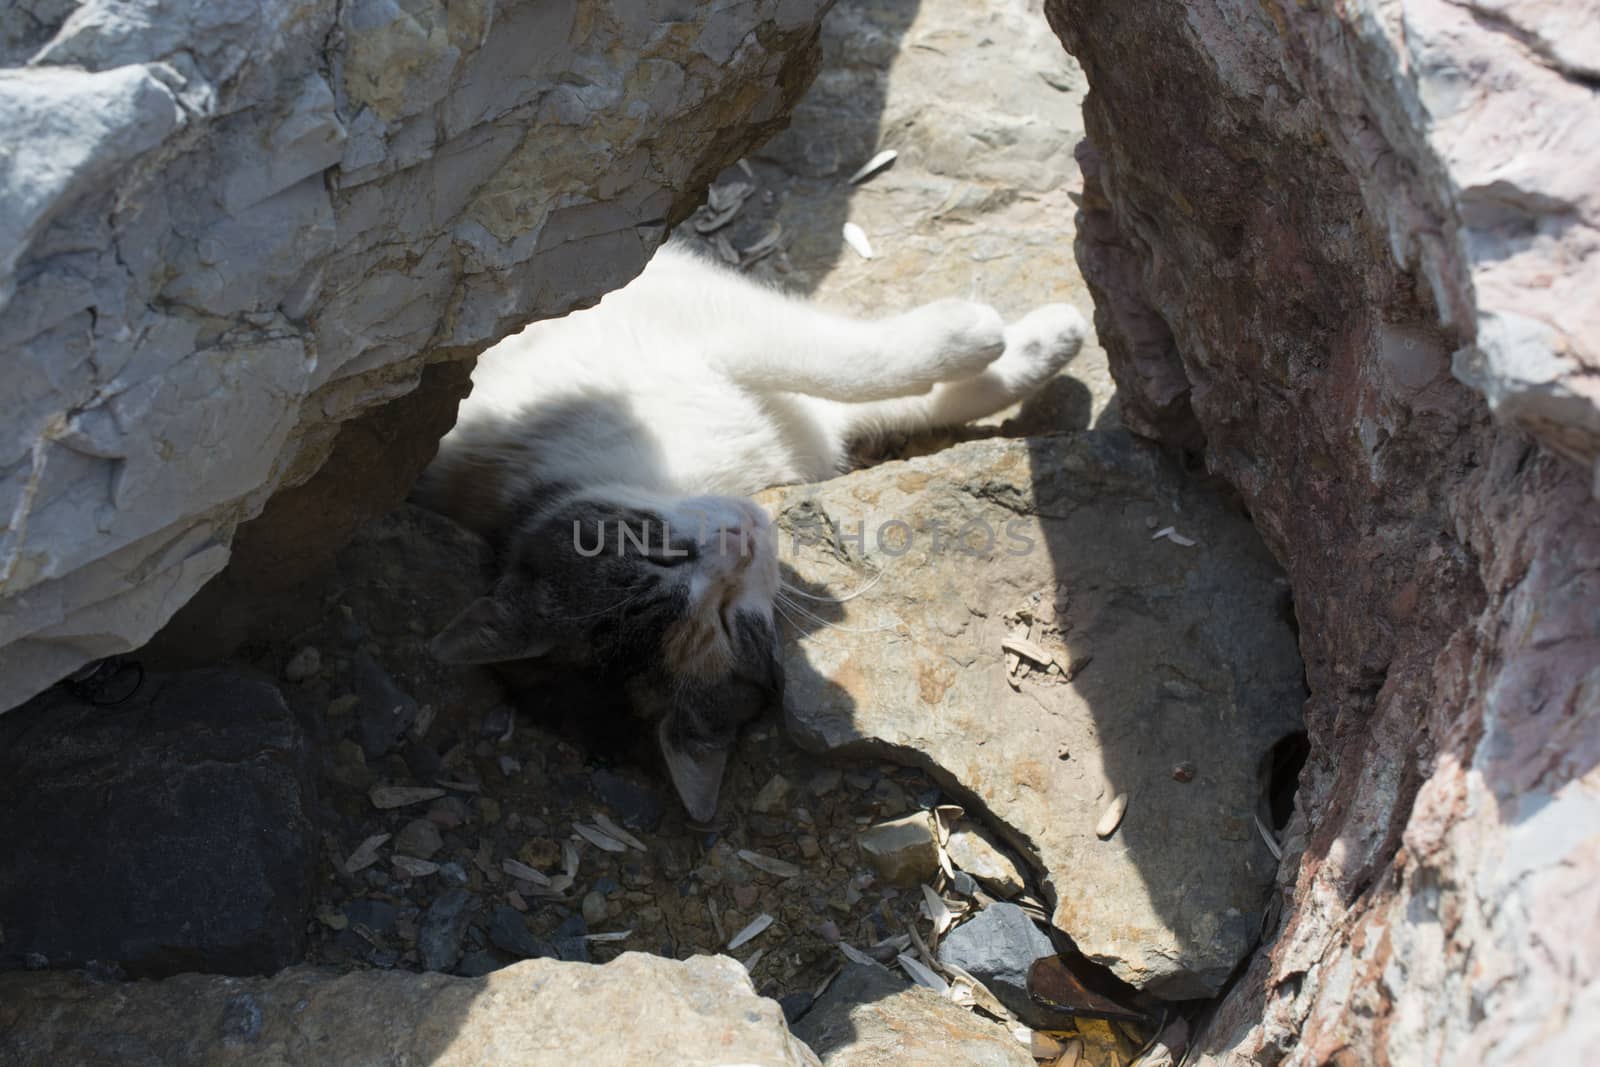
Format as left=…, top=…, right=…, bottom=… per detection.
left=714, top=526, right=757, bottom=560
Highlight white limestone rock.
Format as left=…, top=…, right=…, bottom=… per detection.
left=0, top=0, right=830, bottom=707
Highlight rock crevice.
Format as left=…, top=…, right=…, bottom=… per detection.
left=1046, top=0, right=1600, bottom=1060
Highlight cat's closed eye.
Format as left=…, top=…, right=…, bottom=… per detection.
left=643, top=543, right=699, bottom=567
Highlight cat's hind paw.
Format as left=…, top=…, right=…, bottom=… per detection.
left=998, top=303, right=1088, bottom=387
left=891, top=299, right=1007, bottom=383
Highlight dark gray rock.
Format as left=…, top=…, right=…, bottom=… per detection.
left=937, top=903, right=1068, bottom=1029
left=393, top=818, right=443, bottom=860
left=591, top=768, right=665, bottom=832
left=343, top=899, right=398, bottom=935
left=353, top=650, right=419, bottom=759
left=416, top=889, right=476, bottom=973
left=0, top=669, right=316, bottom=977
left=552, top=912, right=589, bottom=963
left=455, top=949, right=509, bottom=978
left=488, top=906, right=554, bottom=960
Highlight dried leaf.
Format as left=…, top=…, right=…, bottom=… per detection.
left=1150, top=526, right=1198, bottom=547
left=369, top=785, right=444, bottom=809
left=869, top=933, right=912, bottom=960
left=1053, top=1037, right=1085, bottom=1067
left=905, top=918, right=938, bottom=969
left=727, top=913, right=774, bottom=951
left=695, top=204, right=740, bottom=234
left=741, top=222, right=782, bottom=260
left=562, top=840, right=581, bottom=879
left=707, top=180, right=754, bottom=212
left=1254, top=812, right=1284, bottom=861
left=1096, top=793, right=1129, bottom=839
left=737, top=849, right=801, bottom=878
left=574, top=823, right=628, bottom=853
left=842, top=222, right=874, bottom=260
left=741, top=947, right=765, bottom=972
left=714, top=231, right=739, bottom=264
left=592, top=813, right=646, bottom=852
left=343, top=833, right=390, bottom=874
left=1029, top=1030, right=1069, bottom=1059
left=812, top=964, right=843, bottom=1001
left=896, top=952, right=949, bottom=993
left=583, top=930, right=632, bottom=943
left=392, top=856, right=438, bottom=878
left=940, top=961, right=1011, bottom=1020
left=501, top=858, right=552, bottom=887
left=920, top=884, right=954, bottom=936
left=848, top=149, right=898, bottom=185
left=1001, top=635, right=1057, bottom=669
left=839, top=942, right=877, bottom=967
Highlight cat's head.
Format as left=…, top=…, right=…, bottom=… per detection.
left=430, top=488, right=782, bottom=822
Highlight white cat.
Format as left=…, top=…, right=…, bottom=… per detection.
left=415, top=241, right=1086, bottom=821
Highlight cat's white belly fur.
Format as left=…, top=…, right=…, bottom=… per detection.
left=431, top=241, right=1088, bottom=522
left=464, top=325, right=838, bottom=497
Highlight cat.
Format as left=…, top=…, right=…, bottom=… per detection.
left=413, top=240, right=1087, bottom=822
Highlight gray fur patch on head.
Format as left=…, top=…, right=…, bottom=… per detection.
left=429, top=486, right=782, bottom=820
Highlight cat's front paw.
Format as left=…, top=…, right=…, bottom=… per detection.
left=998, top=304, right=1089, bottom=386
left=894, top=299, right=1007, bottom=382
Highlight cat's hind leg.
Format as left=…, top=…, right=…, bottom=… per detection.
left=714, top=292, right=1007, bottom=402
left=827, top=303, right=1089, bottom=441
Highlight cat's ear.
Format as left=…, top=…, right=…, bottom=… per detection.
left=429, top=585, right=554, bottom=664
left=656, top=718, right=729, bottom=825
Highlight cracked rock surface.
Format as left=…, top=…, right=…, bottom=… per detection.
left=1047, top=0, right=1600, bottom=1060
left=0, top=954, right=821, bottom=1066
left=765, top=434, right=1306, bottom=999
left=0, top=0, right=830, bottom=709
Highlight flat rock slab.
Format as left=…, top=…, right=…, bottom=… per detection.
left=766, top=434, right=1305, bottom=998
left=0, top=953, right=821, bottom=1066
left=0, top=669, right=315, bottom=977
left=793, top=962, right=1032, bottom=1067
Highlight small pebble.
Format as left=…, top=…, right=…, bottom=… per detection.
left=582, top=890, right=609, bottom=926
left=283, top=646, right=321, bottom=682
left=857, top=812, right=939, bottom=886
left=1172, top=762, right=1196, bottom=783
left=426, top=796, right=471, bottom=829
left=393, top=856, right=439, bottom=878
left=808, top=769, right=843, bottom=796
left=394, top=818, right=443, bottom=860
left=518, top=837, right=560, bottom=869
left=751, top=774, right=791, bottom=814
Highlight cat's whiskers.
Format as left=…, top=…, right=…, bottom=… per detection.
left=778, top=567, right=886, bottom=604
left=548, top=584, right=655, bottom=622
left=773, top=590, right=898, bottom=635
